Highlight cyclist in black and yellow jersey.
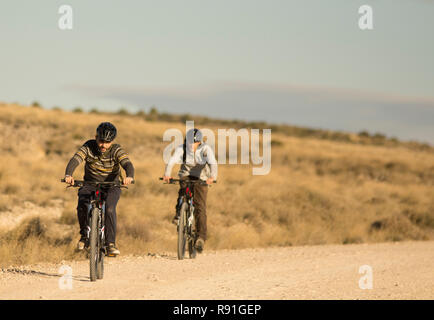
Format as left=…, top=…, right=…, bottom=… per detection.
left=64, top=122, right=134, bottom=256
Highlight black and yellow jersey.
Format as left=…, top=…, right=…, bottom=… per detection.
left=65, top=139, right=134, bottom=182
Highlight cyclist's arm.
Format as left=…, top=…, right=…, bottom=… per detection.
left=65, top=158, right=80, bottom=177
left=65, top=145, right=87, bottom=176
left=164, top=145, right=184, bottom=177
left=205, top=145, right=218, bottom=180
left=120, top=159, right=134, bottom=178
left=115, top=147, right=135, bottom=178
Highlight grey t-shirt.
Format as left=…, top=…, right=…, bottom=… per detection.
left=164, top=143, right=218, bottom=181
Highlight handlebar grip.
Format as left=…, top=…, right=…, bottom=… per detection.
left=60, top=178, right=66, bottom=182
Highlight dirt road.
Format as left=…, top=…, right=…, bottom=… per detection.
left=1, top=241, right=433, bottom=300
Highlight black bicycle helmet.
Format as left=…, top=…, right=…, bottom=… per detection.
left=96, top=122, right=117, bottom=142
left=185, top=128, right=203, bottom=143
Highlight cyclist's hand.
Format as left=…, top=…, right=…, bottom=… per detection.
left=123, top=177, right=133, bottom=185
left=163, top=176, right=172, bottom=183
left=65, top=175, right=74, bottom=185
left=206, top=178, right=214, bottom=185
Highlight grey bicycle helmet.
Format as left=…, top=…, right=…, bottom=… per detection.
left=96, top=122, right=117, bottom=142
left=185, top=128, right=203, bottom=143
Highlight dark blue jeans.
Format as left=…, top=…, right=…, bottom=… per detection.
left=77, top=185, right=121, bottom=244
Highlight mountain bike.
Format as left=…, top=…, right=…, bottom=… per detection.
left=160, top=177, right=215, bottom=260
left=61, top=179, right=133, bottom=281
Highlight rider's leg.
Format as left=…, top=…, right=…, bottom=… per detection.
left=77, top=185, right=95, bottom=240
left=104, top=186, right=121, bottom=246
left=173, top=178, right=187, bottom=224
left=193, top=182, right=208, bottom=242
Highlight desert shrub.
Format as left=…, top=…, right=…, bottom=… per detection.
left=59, top=209, right=76, bottom=225
left=31, top=102, right=42, bottom=108
left=89, top=108, right=100, bottom=114
left=117, top=108, right=130, bottom=116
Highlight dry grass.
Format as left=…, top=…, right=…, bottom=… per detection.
left=0, top=102, right=433, bottom=267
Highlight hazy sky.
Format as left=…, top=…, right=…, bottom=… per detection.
left=1, top=0, right=433, bottom=143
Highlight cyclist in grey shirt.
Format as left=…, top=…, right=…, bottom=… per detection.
left=163, top=128, right=217, bottom=252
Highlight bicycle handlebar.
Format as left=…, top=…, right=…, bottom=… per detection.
left=60, top=179, right=134, bottom=188
left=159, top=177, right=216, bottom=185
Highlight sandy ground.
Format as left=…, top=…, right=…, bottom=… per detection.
left=0, top=240, right=433, bottom=300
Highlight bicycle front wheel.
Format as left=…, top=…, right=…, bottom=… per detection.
left=177, top=202, right=188, bottom=260
left=188, top=213, right=197, bottom=259
left=96, top=249, right=104, bottom=279
left=188, top=239, right=197, bottom=259
left=89, top=207, right=99, bottom=282
left=96, top=226, right=104, bottom=279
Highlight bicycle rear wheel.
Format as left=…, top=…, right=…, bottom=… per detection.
left=177, top=202, right=188, bottom=260
left=188, top=214, right=197, bottom=259
left=89, top=207, right=99, bottom=282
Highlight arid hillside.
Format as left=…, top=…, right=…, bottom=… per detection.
left=0, top=102, right=433, bottom=267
